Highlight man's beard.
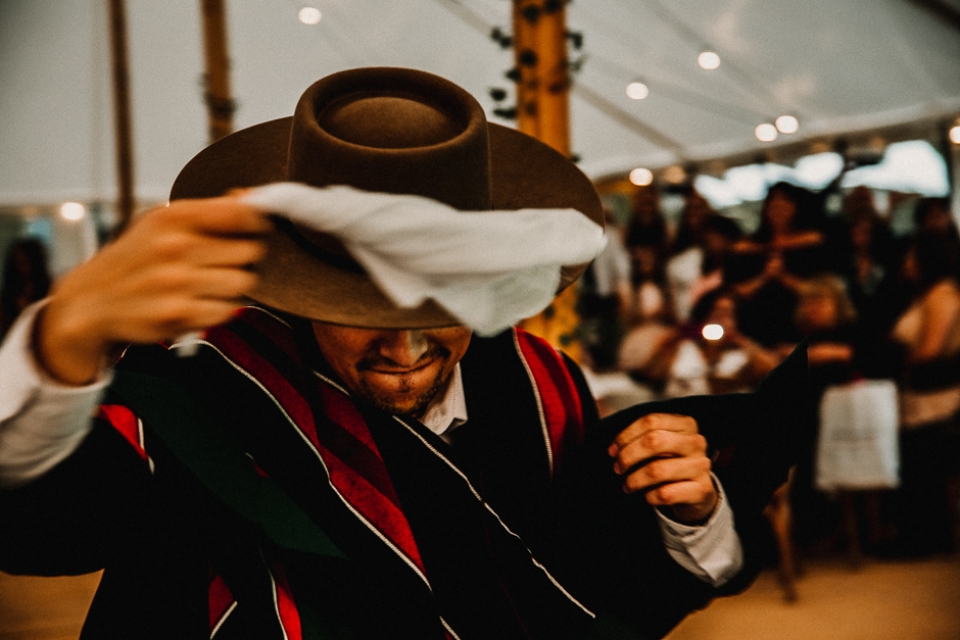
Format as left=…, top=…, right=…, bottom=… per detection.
left=354, top=346, right=452, bottom=417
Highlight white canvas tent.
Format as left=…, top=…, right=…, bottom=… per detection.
left=1, top=0, right=959, bottom=208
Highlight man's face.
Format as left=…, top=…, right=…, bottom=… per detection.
left=311, top=323, right=472, bottom=417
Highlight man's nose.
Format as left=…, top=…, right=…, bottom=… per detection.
left=379, top=330, right=430, bottom=366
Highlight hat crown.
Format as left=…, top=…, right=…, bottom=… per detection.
left=319, top=95, right=463, bottom=149
left=287, top=68, right=492, bottom=211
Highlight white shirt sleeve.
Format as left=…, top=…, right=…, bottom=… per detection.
left=655, top=474, right=744, bottom=586
left=0, top=301, right=111, bottom=488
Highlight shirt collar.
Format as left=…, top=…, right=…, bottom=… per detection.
left=418, top=363, right=468, bottom=440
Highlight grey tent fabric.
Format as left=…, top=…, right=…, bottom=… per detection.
left=1, top=0, right=959, bottom=205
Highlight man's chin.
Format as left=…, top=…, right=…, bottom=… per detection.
left=356, top=369, right=449, bottom=418
left=358, top=389, right=434, bottom=418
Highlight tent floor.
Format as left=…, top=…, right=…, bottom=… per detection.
left=1, top=553, right=958, bottom=639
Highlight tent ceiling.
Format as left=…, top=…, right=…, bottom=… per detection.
left=1, top=0, right=958, bottom=206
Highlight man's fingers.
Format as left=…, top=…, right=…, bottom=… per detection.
left=142, top=234, right=266, bottom=271
left=160, top=197, right=272, bottom=237
left=619, top=454, right=711, bottom=494
left=121, top=296, right=244, bottom=340
left=127, top=262, right=258, bottom=300
left=637, top=479, right=715, bottom=509
left=182, top=236, right=267, bottom=269
left=609, top=413, right=698, bottom=455
left=610, top=420, right=718, bottom=522
left=166, top=300, right=244, bottom=336
left=189, top=268, right=260, bottom=301
left=34, top=197, right=271, bottom=385
left=612, top=430, right=707, bottom=474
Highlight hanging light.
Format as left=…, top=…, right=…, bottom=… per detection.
left=755, top=123, right=778, bottom=142
left=702, top=323, right=724, bottom=341
left=697, top=50, right=721, bottom=70
left=60, top=202, right=86, bottom=221
left=298, top=6, right=322, bottom=25
left=629, top=167, right=654, bottom=186
left=775, top=115, right=799, bottom=134
left=625, top=80, right=649, bottom=100
left=949, top=124, right=960, bottom=145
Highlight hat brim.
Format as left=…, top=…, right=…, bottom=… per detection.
left=171, top=117, right=602, bottom=329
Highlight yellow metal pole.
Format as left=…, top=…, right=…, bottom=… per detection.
left=512, top=0, right=582, bottom=360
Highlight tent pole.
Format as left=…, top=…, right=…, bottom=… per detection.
left=513, top=0, right=570, bottom=154
left=107, top=0, right=135, bottom=234
left=200, top=0, right=235, bottom=143
left=512, top=0, right=583, bottom=361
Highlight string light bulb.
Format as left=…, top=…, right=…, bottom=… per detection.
left=697, top=50, right=721, bottom=70
left=298, top=6, right=322, bottom=25
left=702, top=323, right=724, bottom=341
left=755, top=123, right=778, bottom=142
left=629, top=167, right=654, bottom=186
left=60, top=202, right=86, bottom=221
left=626, top=80, right=649, bottom=100
left=775, top=115, right=799, bottom=134
left=950, top=124, right=960, bottom=145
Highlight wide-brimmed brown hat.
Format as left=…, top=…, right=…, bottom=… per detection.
left=171, top=66, right=602, bottom=329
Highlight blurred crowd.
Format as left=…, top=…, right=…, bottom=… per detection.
left=579, top=180, right=960, bottom=560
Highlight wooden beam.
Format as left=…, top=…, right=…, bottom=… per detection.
left=107, top=0, right=135, bottom=233
left=200, top=0, right=235, bottom=143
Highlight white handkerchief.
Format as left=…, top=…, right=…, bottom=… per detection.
left=244, top=183, right=605, bottom=335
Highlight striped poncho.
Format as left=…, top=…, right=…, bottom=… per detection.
left=0, top=307, right=808, bottom=639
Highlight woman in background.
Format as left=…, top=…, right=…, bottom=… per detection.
left=622, top=185, right=673, bottom=326
left=728, top=182, right=826, bottom=346
left=624, top=184, right=668, bottom=252
left=913, top=196, right=959, bottom=244
left=885, top=234, right=960, bottom=556
left=670, top=189, right=714, bottom=257
left=660, top=288, right=780, bottom=399
left=579, top=206, right=633, bottom=371
left=786, top=275, right=867, bottom=551
left=667, top=213, right=743, bottom=323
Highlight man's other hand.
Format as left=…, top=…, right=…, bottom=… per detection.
left=36, top=196, right=270, bottom=385
left=608, top=413, right=718, bottom=525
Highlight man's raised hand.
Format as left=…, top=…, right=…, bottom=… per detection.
left=35, top=196, right=269, bottom=385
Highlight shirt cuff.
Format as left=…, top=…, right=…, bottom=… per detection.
left=655, top=474, right=744, bottom=586
left=0, top=300, right=112, bottom=487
